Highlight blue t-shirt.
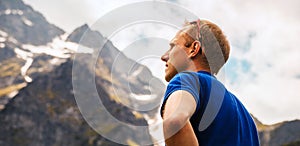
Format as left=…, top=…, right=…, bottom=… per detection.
left=161, top=71, right=259, bottom=146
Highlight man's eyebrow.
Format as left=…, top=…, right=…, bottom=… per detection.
left=169, top=42, right=175, bottom=47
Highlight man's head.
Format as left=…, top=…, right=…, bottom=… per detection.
left=161, top=19, right=230, bottom=82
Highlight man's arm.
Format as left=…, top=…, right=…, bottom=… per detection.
left=163, top=90, right=198, bottom=146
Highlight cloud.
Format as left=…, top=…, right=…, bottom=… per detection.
left=210, top=0, right=300, bottom=124
left=110, top=22, right=179, bottom=85
left=23, top=0, right=96, bottom=32
left=23, top=0, right=300, bottom=124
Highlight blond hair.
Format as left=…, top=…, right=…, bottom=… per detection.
left=181, top=19, right=230, bottom=75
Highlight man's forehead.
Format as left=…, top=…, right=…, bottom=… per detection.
left=170, top=31, right=187, bottom=44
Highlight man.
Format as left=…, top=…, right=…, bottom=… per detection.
left=160, top=19, right=259, bottom=146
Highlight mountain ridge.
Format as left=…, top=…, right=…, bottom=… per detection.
left=0, top=0, right=163, bottom=145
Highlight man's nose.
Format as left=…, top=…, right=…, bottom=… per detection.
left=161, top=51, right=169, bottom=62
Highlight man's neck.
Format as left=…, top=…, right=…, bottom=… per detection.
left=185, top=62, right=211, bottom=73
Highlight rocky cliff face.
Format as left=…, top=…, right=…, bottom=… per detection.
left=0, top=59, right=152, bottom=146
left=0, top=0, right=65, bottom=107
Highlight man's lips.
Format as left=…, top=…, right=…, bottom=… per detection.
left=165, top=64, right=168, bottom=72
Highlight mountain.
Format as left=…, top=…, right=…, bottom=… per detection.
left=253, top=116, right=300, bottom=146
left=0, top=0, right=65, bottom=108
left=0, top=0, right=67, bottom=106
left=0, top=0, right=64, bottom=45
left=67, top=24, right=165, bottom=115
left=0, top=0, right=164, bottom=145
left=0, top=59, right=152, bottom=146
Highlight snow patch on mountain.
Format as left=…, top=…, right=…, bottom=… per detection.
left=0, top=37, right=6, bottom=42
left=14, top=47, right=33, bottom=60
left=0, top=9, right=24, bottom=16
left=0, top=29, right=8, bottom=37
left=130, top=93, right=157, bottom=101
left=22, top=44, right=70, bottom=58
left=50, top=36, right=94, bottom=54
left=22, top=17, right=33, bottom=26
left=21, top=58, right=33, bottom=82
left=0, top=43, right=5, bottom=48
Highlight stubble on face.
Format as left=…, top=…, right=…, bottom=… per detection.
left=165, top=63, right=178, bottom=82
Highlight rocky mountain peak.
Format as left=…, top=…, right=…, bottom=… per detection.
left=67, top=24, right=104, bottom=49
left=0, top=0, right=64, bottom=45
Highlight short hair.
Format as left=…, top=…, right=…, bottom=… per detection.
left=181, top=19, right=230, bottom=75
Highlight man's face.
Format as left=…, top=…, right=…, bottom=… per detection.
left=161, top=31, right=190, bottom=82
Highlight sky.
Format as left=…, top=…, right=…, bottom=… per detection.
left=23, top=0, right=300, bottom=125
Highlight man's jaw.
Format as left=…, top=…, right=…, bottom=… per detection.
left=164, top=63, right=179, bottom=82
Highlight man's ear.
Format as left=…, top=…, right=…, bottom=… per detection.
left=189, top=41, right=201, bottom=58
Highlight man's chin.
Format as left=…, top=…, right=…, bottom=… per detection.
left=165, top=71, right=178, bottom=82
left=165, top=75, right=171, bottom=82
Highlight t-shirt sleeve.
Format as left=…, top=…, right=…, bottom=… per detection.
left=160, top=72, right=201, bottom=116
